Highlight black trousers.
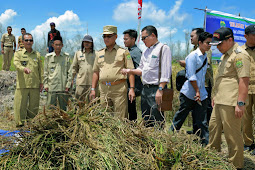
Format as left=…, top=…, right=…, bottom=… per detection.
left=192, top=86, right=212, bottom=133
left=141, top=85, right=164, bottom=127
left=128, top=98, right=137, bottom=121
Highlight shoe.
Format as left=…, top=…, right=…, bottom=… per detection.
left=244, top=143, right=255, bottom=151
left=251, top=150, right=255, bottom=156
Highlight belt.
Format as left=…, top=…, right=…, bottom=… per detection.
left=143, top=84, right=159, bottom=88
left=101, top=79, right=126, bottom=86
left=4, top=46, right=13, bottom=48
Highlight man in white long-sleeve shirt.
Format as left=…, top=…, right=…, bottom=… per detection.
left=121, top=25, right=172, bottom=127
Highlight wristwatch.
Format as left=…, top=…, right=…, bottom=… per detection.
left=158, top=87, right=163, bottom=91
left=237, top=101, right=245, bottom=106
left=91, top=88, right=95, bottom=91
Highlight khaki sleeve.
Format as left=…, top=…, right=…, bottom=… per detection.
left=38, top=52, right=43, bottom=84
left=92, top=52, right=100, bottom=72
left=65, top=56, right=73, bottom=88
left=235, top=53, right=251, bottom=78
left=124, top=50, right=134, bottom=69
left=72, top=51, right=79, bottom=75
left=43, top=55, right=49, bottom=89
left=1, top=34, right=4, bottom=43
left=13, top=51, right=25, bottom=72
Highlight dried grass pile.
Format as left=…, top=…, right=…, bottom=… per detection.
left=0, top=100, right=234, bottom=169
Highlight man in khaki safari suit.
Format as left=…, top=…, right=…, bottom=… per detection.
left=44, top=36, right=72, bottom=111
left=241, top=24, right=255, bottom=155
left=17, top=28, right=26, bottom=50
left=90, top=25, right=135, bottom=119
left=209, top=27, right=251, bottom=169
left=1, top=26, right=16, bottom=71
left=72, top=35, right=96, bottom=102
left=13, top=33, right=43, bottom=127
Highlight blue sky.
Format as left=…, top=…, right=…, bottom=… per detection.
left=1, top=0, right=255, bottom=50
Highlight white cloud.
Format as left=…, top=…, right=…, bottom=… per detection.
left=113, top=0, right=187, bottom=25
left=0, top=9, right=17, bottom=25
left=31, top=10, right=83, bottom=39
left=157, top=26, right=177, bottom=40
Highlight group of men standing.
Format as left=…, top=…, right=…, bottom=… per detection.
left=1, top=22, right=255, bottom=169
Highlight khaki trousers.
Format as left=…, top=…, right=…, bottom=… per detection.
left=47, top=92, right=70, bottom=111
left=242, top=94, right=255, bottom=146
left=2, top=47, right=13, bottom=71
left=14, top=88, right=40, bottom=126
left=99, top=82, right=128, bottom=119
left=209, top=104, right=243, bottom=168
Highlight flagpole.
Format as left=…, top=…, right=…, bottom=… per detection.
left=194, top=6, right=207, bottom=30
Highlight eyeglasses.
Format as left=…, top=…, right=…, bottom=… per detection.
left=24, top=39, right=33, bottom=42
left=204, top=41, right=211, bottom=45
left=102, top=34, right=114, bottom=39
left=141, top=35, right=150, bottom=41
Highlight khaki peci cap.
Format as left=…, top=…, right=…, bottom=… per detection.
left=102, top=25, right=117, bottom=34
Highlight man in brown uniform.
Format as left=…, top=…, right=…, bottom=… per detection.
left=90, top=25, right=135, bottom=119
left=17, top=28, right=26, bottom=50
left=209, top=27, right=251, bottom=169
left=72, top=35, right=96, bottom=102
left=13, top=33, right=43, bottom=127
left=241, top=24, right=255, bottom=154
left=1, top=26, right=16, bottom=71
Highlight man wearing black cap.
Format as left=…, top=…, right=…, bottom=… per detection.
left=43, top=36, right=72, bottom=111
left=209, top=27, right=251, bottom=169
left=72, top=35, right=96, bottom=102
left=47, top=22, right=61, bottom=53
left=241, top=24, right=255, bottom=155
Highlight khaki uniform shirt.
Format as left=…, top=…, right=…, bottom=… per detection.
left=192, top=45, right=214, bottom=87
left=214, top=43, right=251, bottom=106
left=1, top=33, right=16, bottom=47
left=72, top=50, right=95, bottom=86
left=43, top=52, right=72, bottom=92
left=93, top=44, right=134, bottom=82
left=13, top=48, right=43, bottom=89
left=241, top=44, right=255, bottom=94
left=18, top=35, right=24, bottom=48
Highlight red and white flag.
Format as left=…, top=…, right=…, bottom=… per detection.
left=137, top=0, right=142, bottom=44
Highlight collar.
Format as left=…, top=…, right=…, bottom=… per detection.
left=193, top=45, right=198, bottom=51
left=128, top=44, right=137, bottom=51
left=23, top=48, right=35, bottom=54
left=245, top=43, right=255, bottom=51
left=52, top=51, right=64, bottom=57
left=106, top=44, right=119, bottom=51
left=148, top=41, right=160, bottom=49
left=226, top=43, right=239, bottom=56
left=195, top=47, right=204, bottom=57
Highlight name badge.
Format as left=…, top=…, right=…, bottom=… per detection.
left=152, top=55, right=158, bottom=58
left=80, top=55, right=84, bottom=58
left=99, top=55, right=104, bottom=58
left=21, top=61, right=27, bottom=66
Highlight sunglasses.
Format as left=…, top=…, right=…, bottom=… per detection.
left=102, top=34, right=114, bottom=39
left=141, top=35, right=150, bottom=41
left=24, top=39, right=33, bottom=42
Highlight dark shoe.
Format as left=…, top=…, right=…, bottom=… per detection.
left=244, top=143, right=255, bottom=151
left=251, top=149, right=255, bottom=156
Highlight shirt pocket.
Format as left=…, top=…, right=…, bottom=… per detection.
left=149, top=56, right=159, bottom=68
left=115, top=55, right=124, bottom=66
left=223, top=61, right=233, bottom=75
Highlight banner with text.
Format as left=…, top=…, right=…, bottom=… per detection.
left=205, top=9, right=255, bottom=60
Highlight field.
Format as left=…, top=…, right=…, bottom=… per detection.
left=0, top=55, right=255, bottom=169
